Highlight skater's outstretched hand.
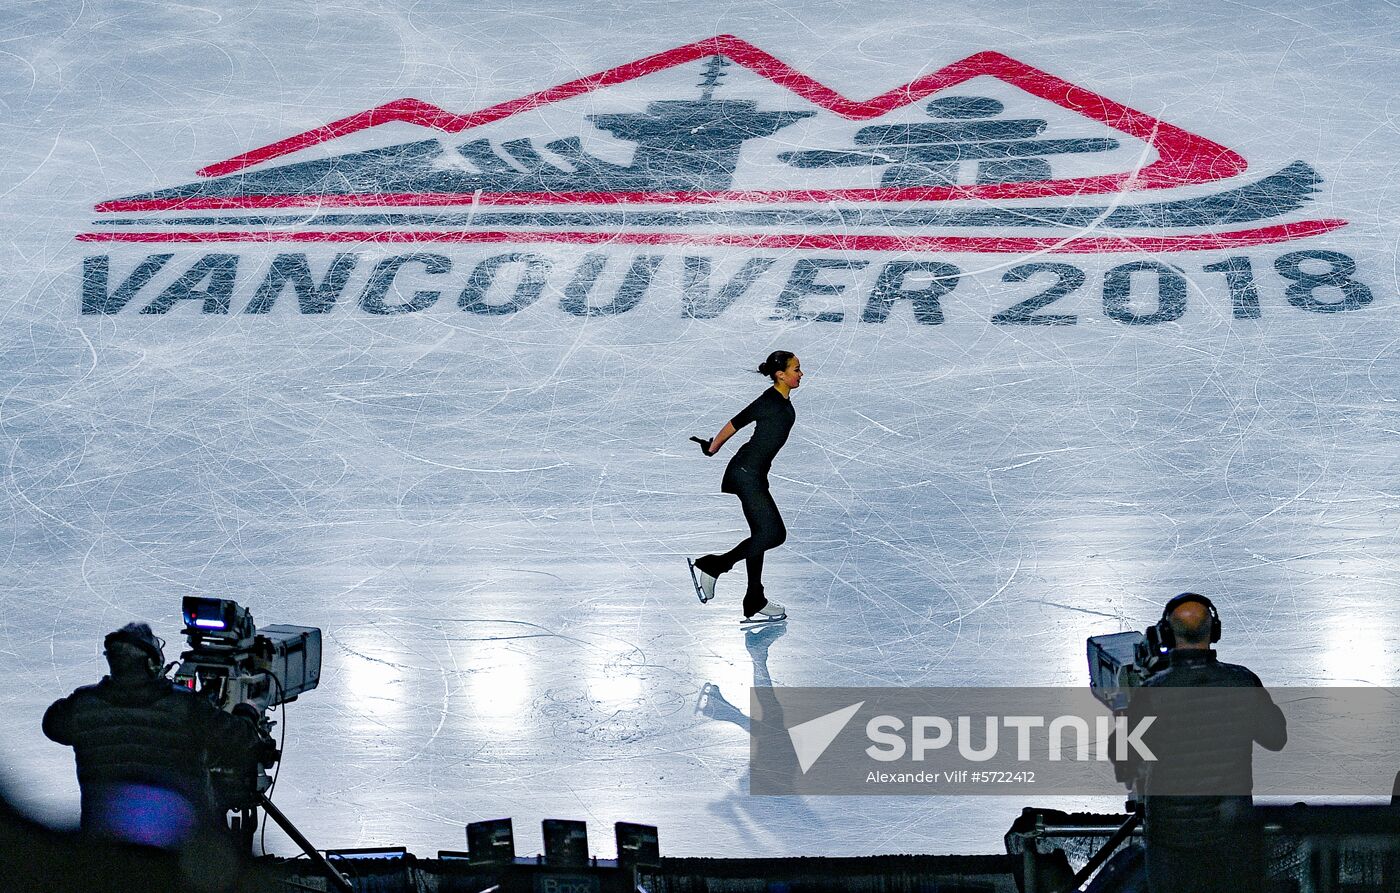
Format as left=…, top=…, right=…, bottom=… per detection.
left=689, top=435, right=717, bottom=457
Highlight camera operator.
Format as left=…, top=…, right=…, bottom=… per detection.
left=42, top=622, right=267, bottom=849
left=1114, top=593, right=1288, bottom=893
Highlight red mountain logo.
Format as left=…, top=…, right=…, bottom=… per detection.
left=81, top=35, right=1345, bottom=253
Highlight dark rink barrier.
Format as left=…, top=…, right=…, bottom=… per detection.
left=5, top=793, right=1396, bottom=892
left=263, top=806, right=1399, bottom=893
left=1005, top=806, right=1400, bottom=893
left=272, top=852, right=1021, bottom=893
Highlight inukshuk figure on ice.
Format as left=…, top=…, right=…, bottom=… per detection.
left=781, top=95, right=1118, bottom=187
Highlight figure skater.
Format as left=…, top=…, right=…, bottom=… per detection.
left=687, top=351, right=802, bottom=624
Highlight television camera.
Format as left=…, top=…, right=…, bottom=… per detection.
left=1086, top=623, right=1175, bottom=802
left=173, top=597, right=321, bottom=815
left=1065, top=623, right=1175, bottom=885
left=169, top=597, right=350, bottom=890
left=1085, top=625, right=1170, bottom=712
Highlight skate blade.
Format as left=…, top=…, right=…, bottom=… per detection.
left=740, top=613, right=787, bottom=626
left=686, top=558, right=713, bottom=603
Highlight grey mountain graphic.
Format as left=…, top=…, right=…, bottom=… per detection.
left=113, top=57, right=1141, bottom=202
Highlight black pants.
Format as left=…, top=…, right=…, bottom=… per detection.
left=1146, top=837, right=1263, bottom=893
left=1145, top=798, right=1265, bottom=893
left=698, top=466, right=786, bottom=616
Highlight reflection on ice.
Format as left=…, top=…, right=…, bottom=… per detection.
left=585, top=667, right=644, bottom=708
left=465, top=644, right=534, bottom=730
left=1319, top=615, right=1394, bottom=686
left=336, top=627, right=406, bottom=724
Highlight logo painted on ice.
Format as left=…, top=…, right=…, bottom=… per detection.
left=80, top=35, right=1345, bottom=253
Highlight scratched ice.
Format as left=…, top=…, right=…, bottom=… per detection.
left=1, top=0, right=1398, bottom=860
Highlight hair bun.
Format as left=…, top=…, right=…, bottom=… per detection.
left=756, top=350, right=795, bottom=380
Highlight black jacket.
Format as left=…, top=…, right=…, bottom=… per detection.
left=1120, top=649, right=1287, bottom=846
left=43, top=674, right=263, bottom=812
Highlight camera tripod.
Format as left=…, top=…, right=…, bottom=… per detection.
left=230, top=795, right=353, bottom=893
left=1057, top=811, right=1141, bottom=893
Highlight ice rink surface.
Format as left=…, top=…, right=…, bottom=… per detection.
left=2, top=0, right=1399, bottom=859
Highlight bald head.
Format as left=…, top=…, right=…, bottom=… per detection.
left=1168, top=599, right=1214, bottom=649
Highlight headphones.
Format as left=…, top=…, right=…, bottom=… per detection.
left=1155, top=592, right=1221, bottom=648
left=103, top=625, right=167, bottom=676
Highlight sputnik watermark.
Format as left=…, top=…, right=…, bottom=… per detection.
left=786, top=705, right=1153, bottom=774
left=863, top=713, right=1153, bottom=764
left=747, top=686, right=1400, bottom=796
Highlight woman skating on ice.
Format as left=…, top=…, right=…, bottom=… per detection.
left=687, top=351, right=803, bottom=625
